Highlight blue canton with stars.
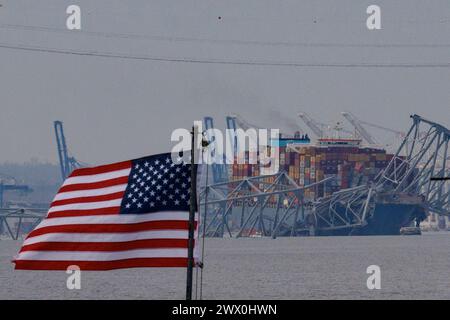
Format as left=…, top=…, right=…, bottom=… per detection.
left=120, top=153, right=196, bottom=214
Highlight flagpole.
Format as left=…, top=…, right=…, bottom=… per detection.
left=186, top=125, right=197, bottom=300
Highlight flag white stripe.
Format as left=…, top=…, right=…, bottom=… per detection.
left=48, top=199, right=123, bottom=214
left=23, top=230, right=189, bottom=246
left=53, top=184, right=128, bottom=201
left=33, top=212, right=196, bottom=231
left=62, top=168, right=131, bottom=186
left=14, top=154, right=199, bottom=270
left=16, top=248, right=188, bottom=261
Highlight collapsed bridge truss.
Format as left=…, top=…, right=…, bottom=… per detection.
left=0, top=208, right=46, bottom=240
left=1, top=116, right=448, bottom=239
left=200, top=114, right=449, bottom=237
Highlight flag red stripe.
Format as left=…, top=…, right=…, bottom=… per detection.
left=19, top=239, right=189, bottom=252
left=50, top=191, right=125, bottom=207
left=27, top=221, right=196, bottom=238
left=14, top=153, right=198, bottom=271
left=46, top=207, right=120, bottom=219
left=14, top=258, right=188, bottom=270
left=58, top=176, right=129, bottom=193
left=69, top=161, right=132, bottom=177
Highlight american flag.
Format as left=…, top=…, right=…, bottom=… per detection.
left=14, top=153, right=198, bottom=270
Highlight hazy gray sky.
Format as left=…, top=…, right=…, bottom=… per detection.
left=0, top=0, right=449, bottom=165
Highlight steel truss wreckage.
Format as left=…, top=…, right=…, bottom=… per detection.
left=199, top=115, right=449, bottom=237
left=0, top=208, right=46, bottom=240
left=1, top=115, right=448, bottom=239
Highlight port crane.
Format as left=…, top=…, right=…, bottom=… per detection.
left=231, top=113, right=264, bottom=131
left=298, top=112, right=325, bottom=138
left=2, top=121, right=87, bottom=239
left=1, top=121, right=82, bottom=239
left=203, top=117, right=228, bottom=183
left=227, top=113, right=262, bottom=153
left=341, top=111, right=405, bottom=145
left=299, top=112, right=354, bottom=138
left=54, top=121, right=84, bottom=181
left=226, top=116, right=239, bottom=156
left=230, top=112, right=306, bottom=147
left=341, top=112, right=378, bottom=145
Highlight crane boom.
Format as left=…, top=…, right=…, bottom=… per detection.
left=54, top=121, right=82, bottom=181
left=226, top=116, right=238, bottom=156
left=231, top=113, right=263, bottom=131
left=203, top=117, right=228, bottom=183
left=341, top=112, right=378, bottom=145
left=229, top=113, right=260, bottom=150
left=358, top=120, right=404, bottom=136
left=298, top=112, right=324, bottom=137
left=54, top=121, right=71, bottom=181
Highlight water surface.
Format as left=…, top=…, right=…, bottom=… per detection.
left=1, top=233, right=449, bottom=299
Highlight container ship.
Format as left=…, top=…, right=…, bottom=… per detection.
left=231, top=135, right=391, bottom=200
left=229, top=133, right=425, bottom=235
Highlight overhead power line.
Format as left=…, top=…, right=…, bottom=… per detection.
left=1, top=42, right=450, bottom=68
left=2, top=23, right=450, bottom=49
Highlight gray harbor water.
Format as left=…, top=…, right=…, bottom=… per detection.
left=1, top=233, right=449, bottom=300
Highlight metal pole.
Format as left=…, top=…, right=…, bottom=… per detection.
left=186, top=125, right=197, bottom=300
left=200, top=153, right=209, bottom=300
left=0, top=183, right=3, bottom=208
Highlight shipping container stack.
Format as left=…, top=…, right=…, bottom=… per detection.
left=231, top=145, right=394, bottom=201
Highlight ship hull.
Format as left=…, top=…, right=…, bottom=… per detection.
left=224, top=193, right=428, bottom=237
left=363, top=193, right=427, bottom=235
left=316, top=193, right=427, bottom=236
